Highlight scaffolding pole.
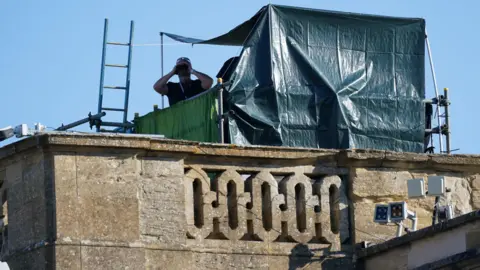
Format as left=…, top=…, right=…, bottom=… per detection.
left=160, top=32, right=165, bottom=109
left=56, top=112, right=106, bottom=131
left=444, top=88, right=451, bottom=154
left=425, top=31, right=443, bottom=153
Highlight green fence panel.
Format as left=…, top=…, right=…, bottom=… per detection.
left=134, top=88, right=219, bottom=143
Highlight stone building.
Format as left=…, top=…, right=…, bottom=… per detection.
left=0, top=132, right=479, bottom=269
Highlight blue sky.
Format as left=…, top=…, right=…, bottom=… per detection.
left=1, top=0, right=479, bottom=155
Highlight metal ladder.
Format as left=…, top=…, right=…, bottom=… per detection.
left=96, top=18, right=135, bottom=133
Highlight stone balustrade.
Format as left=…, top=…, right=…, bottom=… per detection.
left=183, top=166, right=348, bottom=250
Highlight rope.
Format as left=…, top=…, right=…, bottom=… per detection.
left=132, top=43, right=193, bottom=47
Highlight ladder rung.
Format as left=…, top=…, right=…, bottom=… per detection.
left=104, top=86, right=127, bottom=90
left=106, top=42, right=130, bottom=46
left=102, top=107, right=125, bottom=112
left=105, top=64, right=128, bottom=68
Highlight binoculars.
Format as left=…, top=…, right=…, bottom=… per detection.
left=175, top=64, right=189, bottom=74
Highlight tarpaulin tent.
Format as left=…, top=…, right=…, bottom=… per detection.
left=158, top=4, right=427, bottom=152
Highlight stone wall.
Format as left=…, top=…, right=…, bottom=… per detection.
left=0, top=132, right=479, bottom=269
left=351, top=168, right=478, bottom=243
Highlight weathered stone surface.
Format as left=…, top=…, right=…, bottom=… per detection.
left=22, top=152, right=45, bottom=204
left=139, top=158, right=186, bottom=246
left=1, top=133, right=480, bottom=269
left=145, top=249, right=351, bottom=270
left=56, top=245, right=81, bottom=270
left=6, top=246, right=55, bottom=270
left=471, top=175, right=480, bottom=209
left=32, top=196, right=48, bottom=243
left=54, top=154, right=80, bottom=241
left=5, top=161, right=22, bottom=184
left=471, top=175, right=480, bottom=189
left=7, top=200, right=35, bottom=251
left=472, top=191, right=480, bottom=209
left=146, top=250, right=194, bottom=269
left=5, top=162, right=23, bottom=214
left=353, top=199, right=438, bottom=244
left=76, top=154, right=141, bottom=183
left=146, top=250, right=283, bottom=270
left=78, top=182, right=139, bottom=242
left=351, top=168, right=413, bottom=198
left=81, top=246, right=145, bottom=270
left=353, top=201, right=398, bottom=243
left=444, top=176, right=473, bottom=216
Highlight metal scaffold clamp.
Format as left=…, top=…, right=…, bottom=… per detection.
left=56, top=112, right=106, bottom=131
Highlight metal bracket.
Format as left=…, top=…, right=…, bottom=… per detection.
left=56, top=112, right=106, bottom=131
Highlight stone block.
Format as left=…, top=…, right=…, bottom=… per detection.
left=7, top=200, right=34, bottom=251
left=141, top=158, right=183, bottom=179
left=142, top=250, right=347, bottom=270
left=139, top=181, right=185, bottom=244
left=78, top=182, right=139, bottom=242
left=6, top=162, right=22, bottom=185
left=139, top=158, right=185, bottom=245
left=145, top=250, right=194, bottom=270
left=22, top=153, right=45, bottom=203
left=56, top=245, right=81, bottom=270
left=193, top=252, right=270, bottom=270
left=471, top=190, right=480, bottom=209
left=7, top=180, right=25, bottom=214
left=444, top=176, right=472, bottom=216
left=76, top=154, right=141, bottom=184
left=81, top=246, right=145, bottom=270
left=53, top=154, right=78, bottom=198
left=32, top=196, right=48, bottom=243
left=54, top=154, right=81, bottom=241
left=471, top=175, right=480, bottom=190
left=351, top=168, right=413, bottom=198
left=56, top=196, right=80, bottom=241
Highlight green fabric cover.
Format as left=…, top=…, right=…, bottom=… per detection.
left=161, top=4, right=427, bottom=152
left=134, top=89, right=219, bottom=143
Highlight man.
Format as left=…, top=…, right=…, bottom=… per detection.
left=153, top=57, right=213, bottom=106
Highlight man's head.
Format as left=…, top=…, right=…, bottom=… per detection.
left=175, top=57, right=191, bottom=79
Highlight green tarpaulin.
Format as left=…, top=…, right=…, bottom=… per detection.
left=161, top=4, right=427, bottom=153
left=134, top=89, right=218, bottom=143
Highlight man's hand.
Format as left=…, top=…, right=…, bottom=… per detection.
left=154, top=66, right=177, bottom=95
left=191, top=69, right=214, bottom=90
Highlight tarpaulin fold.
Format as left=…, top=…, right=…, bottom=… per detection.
left=161, top=6, right=266, bottom=46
